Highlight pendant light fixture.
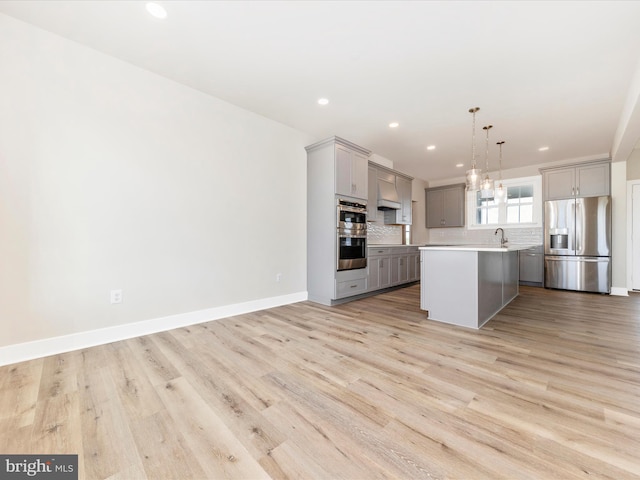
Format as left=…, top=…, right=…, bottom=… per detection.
left=465, top=107, right=481, bottom=191
left=479, top=125, right=494, bottom=200
left=494, top=140, right=506, bottom=203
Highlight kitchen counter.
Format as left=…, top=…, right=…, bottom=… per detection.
left=368, top=243, right=423, bottom=247
left=419, top=245, right=528, bottom=329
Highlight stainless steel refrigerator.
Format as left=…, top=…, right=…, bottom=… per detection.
left=544, top=196, right=611, bottom=293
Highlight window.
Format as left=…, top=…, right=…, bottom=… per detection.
left=476, top=196, right=499, bottom=225
left=506, top=184, right=534, bottom=224
left=467, top=175, right=541, bottom=228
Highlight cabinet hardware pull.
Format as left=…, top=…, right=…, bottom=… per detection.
left=350, top=284, right=357, bottom=288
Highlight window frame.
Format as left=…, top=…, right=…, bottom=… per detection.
left=466, top=175, right=542, bottom=230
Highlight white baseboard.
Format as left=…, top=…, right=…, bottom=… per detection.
left=610, top=287, right=629, bottom=296
left=0, top=291, right=308, bottom=367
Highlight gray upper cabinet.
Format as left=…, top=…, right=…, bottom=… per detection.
left=397, top=176, right=413, bottom=225
left=542, top=161, right=610, bottom=200
left=543, top=167, right=574, bottom=199
left=425, top=184, right=465, bottom=228
left=425, top=189, right=443, bottom=228
left=335, top=143, right=369, bottom=200
left=384, top=174, right=413, bottom=225
left=369, top=162, right=414, bottom=225
left=367, top=165, right=379, bottom=221
left=576, top=162, right=610, bottom=197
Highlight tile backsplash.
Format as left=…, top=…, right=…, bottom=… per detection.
left=367, top=222, right=543, bottom=247
left=367, top=222, right=403, bottom=245
left=427, top=227, right=543, bottom=246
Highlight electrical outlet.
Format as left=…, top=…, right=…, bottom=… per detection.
left=275, top=273, right=282, bottom=282
left=110, top=289, right=123, bottom=304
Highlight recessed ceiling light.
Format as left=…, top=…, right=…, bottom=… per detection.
left=427, top=145, right=436, bottom=151
left=389, top=122, right=399, bottom=128
left=317, top=98, right=329, bottom=105
left=146, top=2, right=167, bottom=19
left=538, top=146, right=549, bottom=151
left=456, top=163, right=464, bottom=168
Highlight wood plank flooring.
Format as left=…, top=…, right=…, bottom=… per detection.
left=1, top=285, right=640, bottom=479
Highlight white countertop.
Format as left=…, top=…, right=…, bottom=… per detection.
left=419, top=244, right=536, bottom=252
left=368, top=244, right=421, bottom=248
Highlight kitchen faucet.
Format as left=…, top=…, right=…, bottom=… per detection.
left=495, top=228, right=508, bottom=246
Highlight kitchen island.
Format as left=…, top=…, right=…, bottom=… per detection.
left=419, top=244, right=533, bottom=329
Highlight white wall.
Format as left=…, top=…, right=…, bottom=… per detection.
left=612, top=56, right=640, bottom=163
left=0, top=14, right=313, bottom=353
left=611, top=161, right=627, bottom=294
left=628, top=148, right=640, bottom=180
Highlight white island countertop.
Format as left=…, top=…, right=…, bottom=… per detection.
left=419, top=244, right=535, bottom=252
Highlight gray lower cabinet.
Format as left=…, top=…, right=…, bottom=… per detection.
left=367, top=247, right=391, bottom=291
left=519, top=245, right=543, bottom=286
left=393, top=255, right=408, bottom=284
left=408, top=252, right=420, bottom=281
left=367, top=246, right=420, bottom=292
left=335, top=268, right=368, bottom=299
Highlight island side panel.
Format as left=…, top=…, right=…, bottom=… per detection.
left=421, top=249, right=479, bottom=328
left=477, top=251, right=506, bottom=327
left=502, top=250, right=520, bottom=304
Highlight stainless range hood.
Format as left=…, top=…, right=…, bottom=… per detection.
left=377, top=177, right=401, bottom=210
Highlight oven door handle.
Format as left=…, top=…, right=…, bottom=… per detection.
left=338, top=233, right=367, bottom=239
left=338, top=223, right=367, bottom=231
left=339, top=206, right=367, bottom=214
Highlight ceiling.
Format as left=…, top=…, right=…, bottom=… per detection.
left=2, top=0, right=640, bottom=182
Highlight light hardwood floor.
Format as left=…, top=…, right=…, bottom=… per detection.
left=1, top=285, right=639, bottom=479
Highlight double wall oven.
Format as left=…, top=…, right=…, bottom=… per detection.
left=337, top=198, right=367, bottom=271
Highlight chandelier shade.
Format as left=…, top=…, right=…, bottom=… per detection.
left=465, top=107, right=481, bottom=191
left=466, top=168, right=481, bottom=191
left=479, top=125, right=494, bottom=200
left=494, top=140, right=506, bottom=204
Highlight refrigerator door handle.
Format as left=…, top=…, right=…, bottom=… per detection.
left=574, top=200, right=581, bottom=252
left=545, top=255, right=608, bottom=262
left=570, top=200, right=576, bottom=252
